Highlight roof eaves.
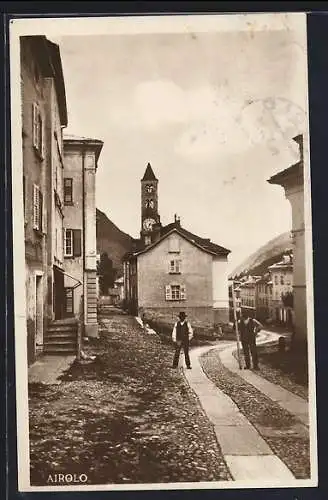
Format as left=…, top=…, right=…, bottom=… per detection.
left=134, top=227, right=230, bottom=258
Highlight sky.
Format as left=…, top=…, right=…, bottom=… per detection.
left=47, top=14, right=308, bottom=273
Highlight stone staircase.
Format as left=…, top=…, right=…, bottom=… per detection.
left=44, top=318, right=78, bottom=355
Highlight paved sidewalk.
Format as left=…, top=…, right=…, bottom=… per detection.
left=185, top=345, right=296, bottom=484
left=219, top=343, right=309, bottom=427
left=28, top=355, right=75, bottom=385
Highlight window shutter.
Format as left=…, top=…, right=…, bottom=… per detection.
left=32, top=103, right=38, bottom=149
left=33, top=184, right=39, bottom=229
left=180, top=284, right=186, bottom=300
left=39, top=114, right=44, bottom=157
left=165, top=285, right=171, bottom=301
left=73, top=229, right=82, bottom=257
left=39, top=190, right=43, bottom=232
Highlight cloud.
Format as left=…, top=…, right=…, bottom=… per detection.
left=174, top=94, right=306, bottom=164
left=133, top=80, right=223, bottom=127
left=108, top=78, right=306, bottom=166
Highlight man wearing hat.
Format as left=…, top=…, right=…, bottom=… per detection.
left=172, top=311, right=194, bottom=369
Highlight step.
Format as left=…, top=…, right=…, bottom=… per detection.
left=44, top=340, right=76, bottom=346
left=47, top=325, right=78, bottom=333
left=44, top=347, right=77, bottom=354
left=51, top=318, right=78, bottom=324
left=45, top=330, right=77, bottom=338
left=45, top=331, right=77, bottom=338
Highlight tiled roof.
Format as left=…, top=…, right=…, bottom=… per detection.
left=161, top=223, right=230, bottom=256
left=268, top=162, right=302, bottom=186
left=268, top=134, right=303, bottom=186
left=123, top=222, right=230, bottom=260
left=268, top=261, right=293, bottom=270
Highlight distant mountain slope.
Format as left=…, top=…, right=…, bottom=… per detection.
left=96, top=209, right=133, bottom=276
left=229, top=232, right=293, bottom=279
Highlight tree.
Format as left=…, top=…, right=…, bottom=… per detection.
left=97, top=252, right=116, bottom=295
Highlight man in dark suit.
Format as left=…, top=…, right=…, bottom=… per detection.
left=238, top=310, right=263, bottom=370
left=172, top=311, right=193, bottom=369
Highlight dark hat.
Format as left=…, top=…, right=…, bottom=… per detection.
left=178, top=311, right=186, bottom=319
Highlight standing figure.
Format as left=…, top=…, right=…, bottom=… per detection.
left=172, top=312, right=193, bottom=369
left=238, top=311, right=263, bottom=370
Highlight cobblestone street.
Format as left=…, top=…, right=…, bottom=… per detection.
left=28, top=309, right=310, bottom=486
left=28, top=310, right=231, bottom=486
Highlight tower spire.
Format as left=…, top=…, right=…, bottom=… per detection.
left=141, top=162, right=158, bottom=181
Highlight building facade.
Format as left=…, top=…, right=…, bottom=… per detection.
left=255, top=276, right=271, bottom=322
left=239, top=277, right=258, bottom=317
left=123, top=164, right=231, bottom=329
left=63, top=135, right=103, bottom=338
left=228, top=280, right=241, bottom=322
left=268, top=135, right=306, bottom=345
left=268, top=254, right=294, bottom=327
left=21, top=36, right=68, bottom=365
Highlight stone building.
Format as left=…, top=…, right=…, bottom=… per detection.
left=21, top=36, right=68, bottom=364
left=268, top=135, right=306, bottom=346
left=228, top=280, right=241, bottom=322
left=268, top=253, right=294, bottom=327
left=255, top=275, right=272, bottom=322
left=239, top=276, right=259, bottom=317
left=123, top=163, right=230, bottom=330
left=63, top=135, right=103, bottom=338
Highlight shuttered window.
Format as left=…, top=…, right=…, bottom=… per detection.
left=64, top=229, right=82, bottom=257
left=33, top=184, right=43, bottom=231
left=64, top=229, right=73, bottom=257
left=32, top=102, right=43, bottom=157
left=32, top=102, right=38, bottom=149
left=64, top=178, right=73, bottom=204
left=73, top=229, right=82, bottom=257
left=165, top=284, right=186, bottom=301
left=168, top=259, right=181, bottom=274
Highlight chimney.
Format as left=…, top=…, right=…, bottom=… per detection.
left=293, top=134, right=303, bottom=164
left=174, top=214, right=181, bottom=227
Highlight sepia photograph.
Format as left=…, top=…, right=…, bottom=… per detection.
left=10, top=12, right=317, bottom=492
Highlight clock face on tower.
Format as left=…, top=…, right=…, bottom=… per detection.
left=145, top=184, right=155, bottom=193
left=143, top=218, right=156, bottom=231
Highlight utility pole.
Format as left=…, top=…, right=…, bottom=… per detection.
left=232, top=283, right=242, bottom=369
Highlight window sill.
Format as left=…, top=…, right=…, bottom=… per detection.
left=166, top=299, right=186, bottom=302
left=169, top=272, right=181, bottom=275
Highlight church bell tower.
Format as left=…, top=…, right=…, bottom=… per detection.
left=140, top=163, right=161, bottom=246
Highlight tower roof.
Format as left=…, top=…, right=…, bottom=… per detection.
left=141, top=163, right=158, bottom=181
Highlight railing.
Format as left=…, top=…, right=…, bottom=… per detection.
left=76, top=294, right=84, bottom=361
